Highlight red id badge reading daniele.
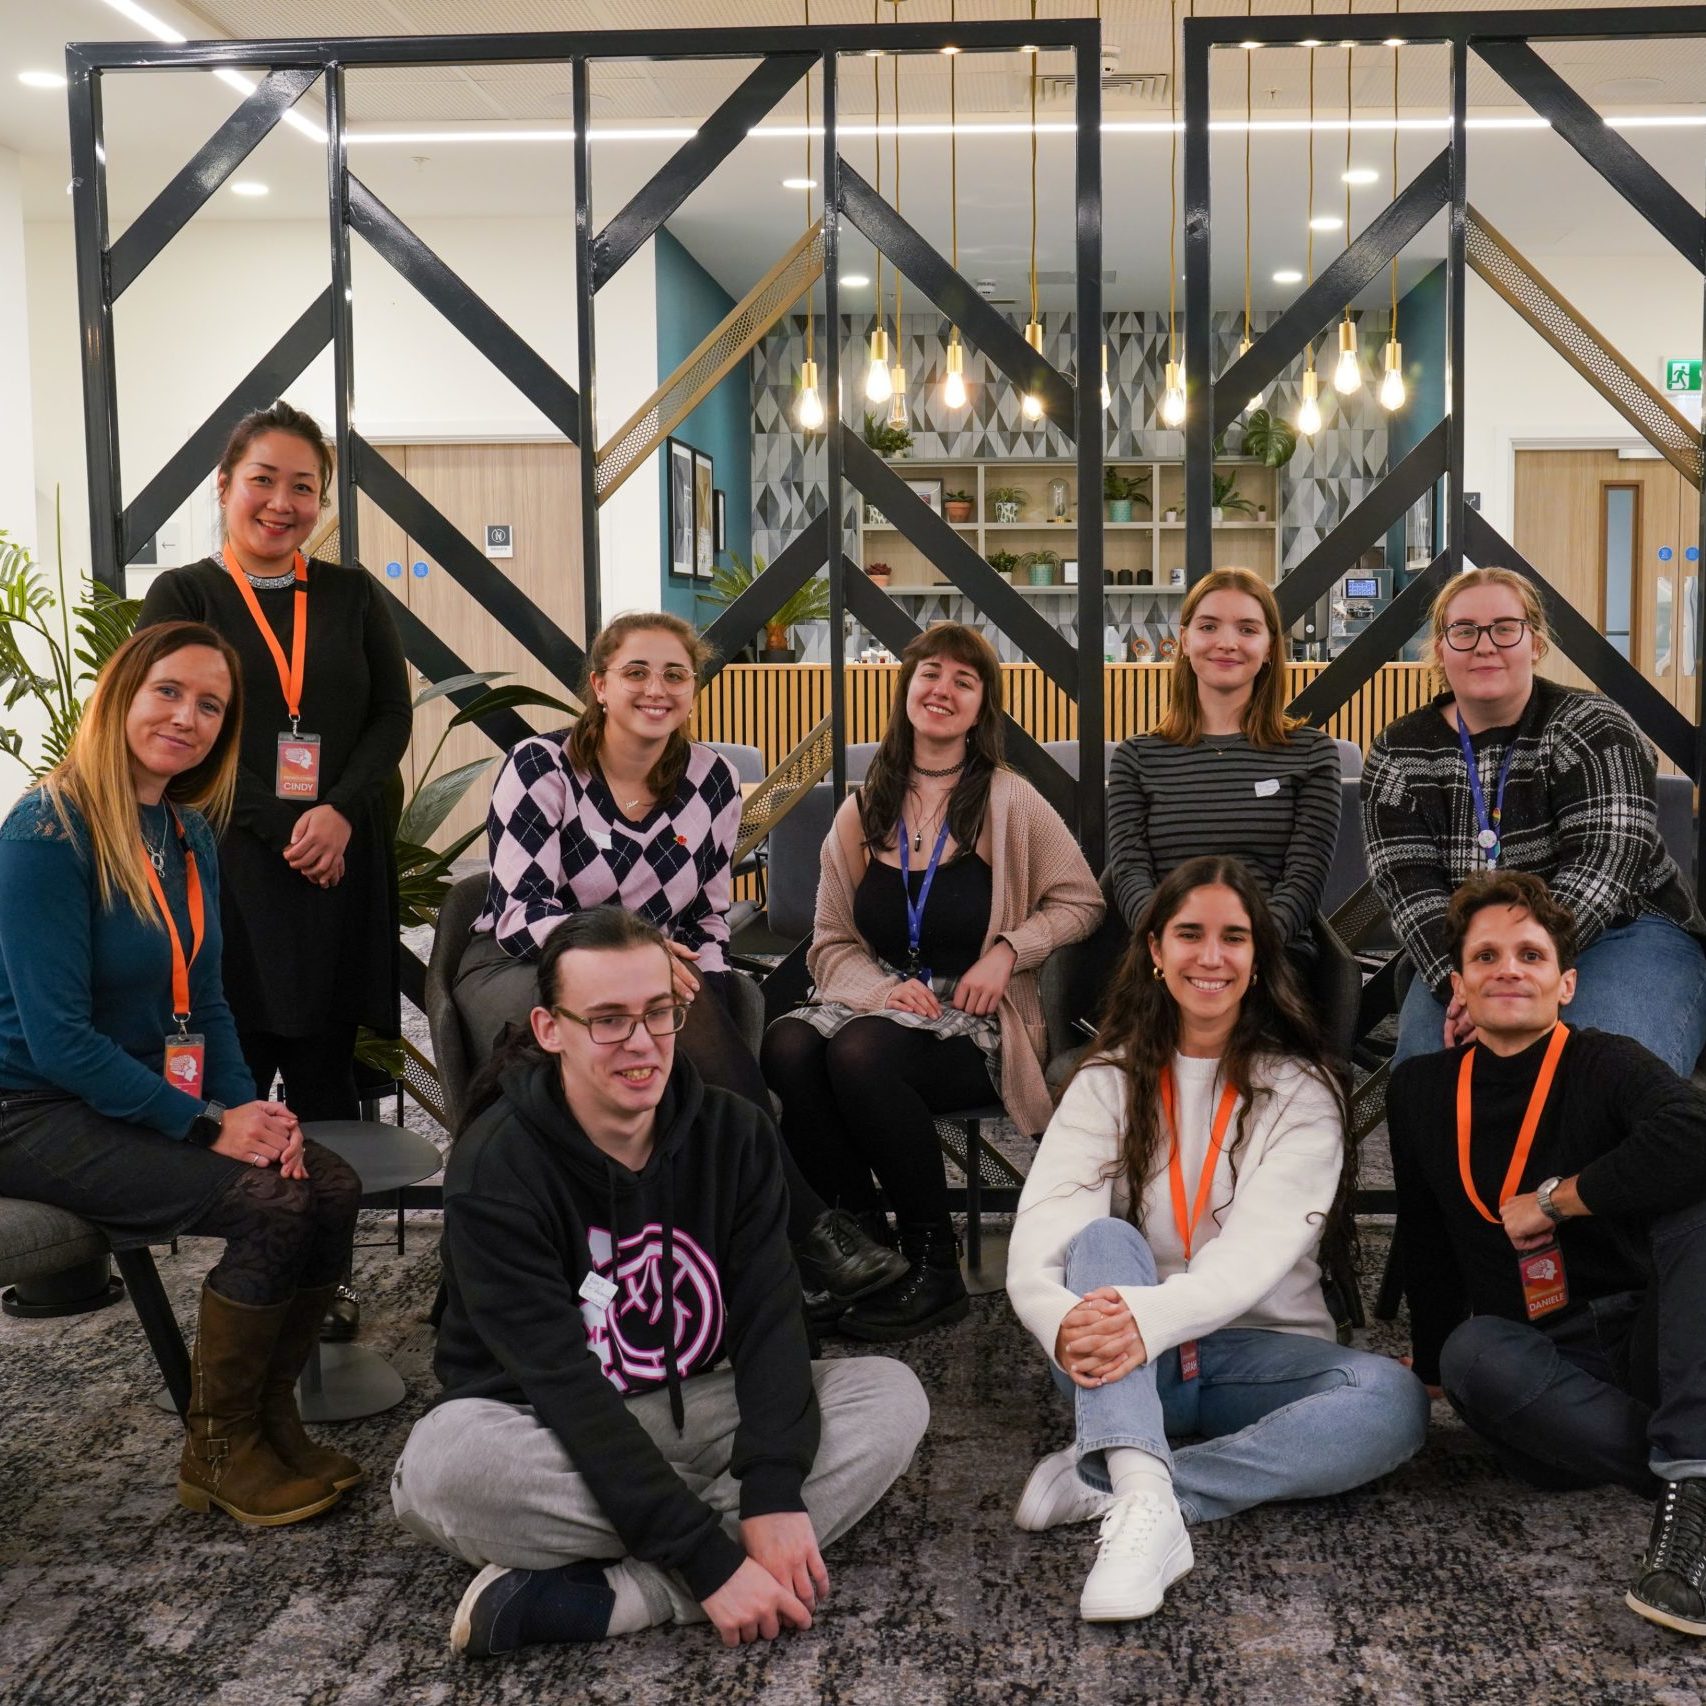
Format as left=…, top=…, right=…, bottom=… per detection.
left=1178, top=1339, right=1200, bottom=1381
left=275, top=732, right=321, bottom=800
left=1519, top=1244, right=1569, bottom=1320
left=163, top=1032, right=207, bottom=1097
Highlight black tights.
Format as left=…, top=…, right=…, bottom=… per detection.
left=691, top=975, right=826, bottom=1245
left=182, top=1139, right=361, bottom=1307
left=760, top=1016, right=994, bottom=1228
left=241, top=1026, right=360, bottom=1122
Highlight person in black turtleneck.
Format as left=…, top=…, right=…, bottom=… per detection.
left=1389, top=870, right=1706, bottom=1640
left=390, top=906, right=928, bottom=1661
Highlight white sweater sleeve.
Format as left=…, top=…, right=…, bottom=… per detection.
left=1124, top=1067, right=1343, bottom=1359
left=1007, top=1062, right=1128, bottom=1369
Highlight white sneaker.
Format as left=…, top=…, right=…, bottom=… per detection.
left=1015, top=1447, right=1118, bottom=1532
left=1079, top=1493, right=1193, bottom=1622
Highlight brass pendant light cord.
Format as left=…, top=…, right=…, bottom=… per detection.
left=1391, top=0, right=1401, bottom=337
left=873, top=2, right=883, bottom=345
left=949, top=0, right=957, bottom=275
left=804, top=0, right=813, bottom=365
left=1305, top=0, right=1316, bottom=373
left=1243, top=0, right=1252, bottom=350
left=1167, top=0, right=1178, bottom=366
left=1343, top=2, right=1355, bottom=340
left=1029, top=0, right=1039, bottom=333
left=892, top=1, right=902, bottom=331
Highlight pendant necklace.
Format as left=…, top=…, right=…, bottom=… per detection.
left=141, top=820, right=167, bottom=874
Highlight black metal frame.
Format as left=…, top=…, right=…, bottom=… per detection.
left=1183, top=6, right=1706, bottom=906
left=67, top=17, right=1106, bottom=870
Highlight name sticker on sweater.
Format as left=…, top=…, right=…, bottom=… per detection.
left=1253, top=778, right=1280, bottom=798
left=578, top=1270, right=618, bottom=1311
left=590, top=831, right=612, bottom=850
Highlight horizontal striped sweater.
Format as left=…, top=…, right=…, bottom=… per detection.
left=1361, top=680, right=1704, bottom=997
left=1106, top=725, right=1342, bottom=947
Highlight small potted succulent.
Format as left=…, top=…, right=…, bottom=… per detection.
left=866, top=559, right=893, bottom=589
left=1212, top=474, right=1259, bottom=525
left=1019, top=547, right=1060, bottom=588
left=944, top=488, right=975, bottom=524
left=989, top=485, right=1026, bottom=524
left=987, top=549, right=1021, bottom=583
left=1104, top=466, right=1151, bottom=523
left=862, top=410, right=913, bottom=459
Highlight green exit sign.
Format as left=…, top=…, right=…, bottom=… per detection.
left=1664, top=358, right=1702, bottom=393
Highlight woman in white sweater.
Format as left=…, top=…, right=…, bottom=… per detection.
left=1007, top=856, right=1428, bottom=1624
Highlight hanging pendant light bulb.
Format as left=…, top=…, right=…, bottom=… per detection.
left=1161, top=360, right=1187, bottom=428
left=1239, top=0, right=1261, bottom=416
left=944, top=333, right=968, bottom=411
left=865, top=8, right=891, bottom=406
left=1021, top=319, right=1045, bottom=421
left=1238, top=337, right=1262, bottom=415
left=1379, top=338, right=1406, bottom=411
left=887, top=356, right=908, bottom=429
left=883, top=2, right=911, bottom=424
left=1100, top=343, right=1112, bottom=414
left=1019, top=4, right=1045, bottom=423
left=865, top=325, right=892, bottom=402
left=1333, top=317, right=1362, bottom=395
left=794, top=2, right=825, bottom=433
left=1297, top=365, right=1322, bottom=436
left=1159, top=0, right=1185, bottom=430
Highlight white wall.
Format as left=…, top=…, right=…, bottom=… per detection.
left=1464, top=256, right=1704, bottom=540
left=22, top=213, right=658, bottom=613
left=0, top=148, right=37, bottom=559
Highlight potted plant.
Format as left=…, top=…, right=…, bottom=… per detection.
left=866, top=560, right=893, bottom=588
left=1212, top=474, right=1259, bottom=525
left=1103, top=466, right=1151, bottom=523
left=987, top=549, right=1021, bottom=582
left=702, top=549, right=831, bottom=663
left=862, top=410, right=913, bottom=459
left=989, top=485, right=1026, bottom=524
left=944, top=488, right=975, bottom=524
left=1240, top=406, right=1298, bottom=470
left=1019, top=548, right=1060, bottom=588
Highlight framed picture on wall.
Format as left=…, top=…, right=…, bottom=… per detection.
left=713, top=489, right=727, bottom=554
left=904, top=477, right=944, bottom=516
left=693, top=451, right=716, bottom=579
left=667, top=439, right=695, bottom=582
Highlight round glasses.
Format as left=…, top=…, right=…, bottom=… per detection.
left=551, top=1002, right=688, bottom=1046
left=613, top=664, right=696, bottom=694
left=1443, top=618, right=1531, bottom=652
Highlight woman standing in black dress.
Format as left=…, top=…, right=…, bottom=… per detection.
left=138, top=402, right=413, bottom=1334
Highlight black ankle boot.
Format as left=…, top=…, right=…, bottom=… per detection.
left=796, top=1209, right=909, bottom=1302
left=1628, top=1478, right=1706, bottom=1636
left=839, top=1224, right=970, bottom=1343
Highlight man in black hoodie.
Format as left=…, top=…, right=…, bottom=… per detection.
left=391, top=908, right=929, bottom=1658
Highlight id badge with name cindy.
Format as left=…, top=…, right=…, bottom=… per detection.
left=1178, top=1339, right=1200, bottom=1382
left=276, top=732, right=321, bottom=800
left=1519, top=1243, right=1569, bottom=1320
left=163, top=1032, right=206, bottom=1096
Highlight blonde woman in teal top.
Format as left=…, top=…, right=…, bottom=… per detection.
left=0, top=621, right=364, bottom=1527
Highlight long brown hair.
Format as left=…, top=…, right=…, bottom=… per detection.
left=40, top=621, right=245, bottom=919
left=1080, top=856, right=1356, bottom=1280
left=565, top=612, right=712, bottom=803
left=1155, top=567, right=1297, bottom=749
left=858, top=623, right=1005, bottom=853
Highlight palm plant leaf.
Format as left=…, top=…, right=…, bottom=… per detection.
left=396, top=756, right=497, bottom=847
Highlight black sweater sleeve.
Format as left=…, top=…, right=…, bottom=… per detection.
left=719, top=1111, right=820, bottom=1519
left=443, top=1174, right=746, bottom=1601
left=1388, top=1061, right=1468, bottom=1387
left=323, top=573, right=412, bottom=818
left=1571, top=1032, right=1706, bottom=1220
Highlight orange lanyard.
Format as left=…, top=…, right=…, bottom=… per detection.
left=1160, top=1067, right=1241, bottom=1261
left=221, top=545, right=309, bottom=728
left=140, top=807, right=205, bottom=1030
left=1455, top=1023, right=1570, bottom=1223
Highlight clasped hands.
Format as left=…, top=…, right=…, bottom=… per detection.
left=285, top=804, right=351, bottom=889
left=1054, top=1286, right=1147, bottom=1390
left=209, top=1099, right=309, bottom=1180
left=701, top=1512, right=829, bottom=1647
left=885, top=939, right=1016, bottom=1019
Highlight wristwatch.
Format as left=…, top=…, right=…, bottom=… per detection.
left=189, top=1100, right=226, bottom=1147
left=1536, top=1175, right=1567, bottom=1224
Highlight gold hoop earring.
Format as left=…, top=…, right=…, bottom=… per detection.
left=1152, top=963, right=1164, bottom=980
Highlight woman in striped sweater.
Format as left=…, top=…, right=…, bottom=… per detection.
left=1107, top=568, right=1341, bottom=964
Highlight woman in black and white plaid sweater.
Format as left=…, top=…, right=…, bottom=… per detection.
left=1363, top=566, right=1706, bottom=1073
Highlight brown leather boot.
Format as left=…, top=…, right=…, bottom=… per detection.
left=177, top=1285, right=341, bottom=1527
left=260, top=1283, right=364, bottom=1492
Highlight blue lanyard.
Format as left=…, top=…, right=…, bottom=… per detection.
left=1455, top=712, right=1517, bottom=867
left=897, top=816, right=953, bottom=984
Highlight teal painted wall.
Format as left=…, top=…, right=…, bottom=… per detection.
left=655, top=229, right=752, bottom=626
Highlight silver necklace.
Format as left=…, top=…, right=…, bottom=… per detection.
left=141, top=821, right=167, bottom=873
left=243, top=567, right=297, bottom=591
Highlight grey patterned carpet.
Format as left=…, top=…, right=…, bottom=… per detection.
left=4, top=1195, right=1705, bottom=1706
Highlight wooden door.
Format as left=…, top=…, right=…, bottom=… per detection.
left=352, top=448, right=416, bottom=790
left=353, top=440, right=585, bottom=849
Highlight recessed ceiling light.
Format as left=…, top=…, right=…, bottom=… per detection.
left=841, top=273, right=871, bottom=287
left=781, top=176, right=817, bottom=190
left=18, top=70, right=68, bottom=90
left=1309, top=214, right=1344, bottom=231
left=1273, top=268, right=1304, bottom=284
left=231, top=180, right=269, bottom=197
left=1342, top=167, right=1379, bottom=185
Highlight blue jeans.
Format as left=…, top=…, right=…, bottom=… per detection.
left=1392, top=911, right=1706, bottom=1075
left=1438, top=1197, right=1706, bottom=1493
left=1054, top=1219, right=1430, bottom=1524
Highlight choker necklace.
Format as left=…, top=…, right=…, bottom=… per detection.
left=911, top=760, right=966, bottom=779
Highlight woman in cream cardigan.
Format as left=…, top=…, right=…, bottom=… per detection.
left=761, top=623, right=1102, bottom=1343
left=1007, top=856, right=1427, bottom=1625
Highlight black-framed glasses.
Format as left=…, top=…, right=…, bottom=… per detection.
left=550, top=1003, right=688, bottom=1046
left=1443, top=618, right=1530, bottom=652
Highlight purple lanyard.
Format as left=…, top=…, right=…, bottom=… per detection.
left=1456, top=713, right=1517, bottom=868
left=897, top=816, right=952, bottom=984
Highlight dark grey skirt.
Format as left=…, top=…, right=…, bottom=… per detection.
left=0, top=1091, right=247, bottom=1249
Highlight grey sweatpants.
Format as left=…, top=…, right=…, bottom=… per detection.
left=391, top=1357, right=929, bottom=1624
